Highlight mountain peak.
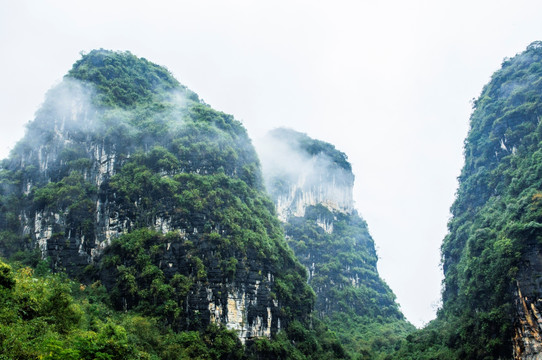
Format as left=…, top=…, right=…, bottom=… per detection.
left=66, top=49, right=197, bottom=108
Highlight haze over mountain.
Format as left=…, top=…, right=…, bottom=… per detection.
left=0, top=49, right=419, bottom=359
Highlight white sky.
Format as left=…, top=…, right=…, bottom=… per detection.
left=1, top=0, right=542, bottom=327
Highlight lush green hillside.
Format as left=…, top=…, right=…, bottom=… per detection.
left=397, top=42, right=542, bottom=359
left=0, top=50, right=347, bottom=359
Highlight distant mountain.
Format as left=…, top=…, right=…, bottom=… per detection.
left=397, top=41, right=542, bottom=359
left=259, top=128, right=414, bottom=357
left=0, top=49, right=347, bottom=359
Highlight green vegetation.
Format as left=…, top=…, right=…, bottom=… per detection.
left=68, top=49, right=188, bottom=107
left=263, top=128, right=414, bottom=359
left=285, top=207, right=413, bottom=359
left=13, top=41, right=542, bottom=359
left=396, top=41, right=542, bottom=359
left=286, top=206, right=402, bottom=321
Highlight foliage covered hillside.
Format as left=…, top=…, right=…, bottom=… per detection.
left=0, top=49, right=347, bottom=359
left=396, top=41, right=542, bottom=359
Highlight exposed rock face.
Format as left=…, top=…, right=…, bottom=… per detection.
left=514, top=284, right=542, bottom=359
left=514, top=243, right=542, bottom=360
left=14, top=97, right=122, bottom=266
left=201, top=276, right=279, bottom=342
left=158, top=235, right=282, bottom=342
left=18, top=150, right=282, bottom=343
left=12, top=82, right=122, bottom=267
left=259, top=129, right=411, bottom=357
left=273, top=161, right=354, bottom=221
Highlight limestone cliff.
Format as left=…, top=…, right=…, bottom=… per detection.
left=273, top=164, right=354, bottom=222
left=436, top=42, right=542, bottom=359
left=514, top=242, right=542, bottom=359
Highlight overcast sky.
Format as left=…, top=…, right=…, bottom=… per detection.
left=2, top=0, right=542, bottom=327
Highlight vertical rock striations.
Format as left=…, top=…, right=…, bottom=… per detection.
left=260, top=128, right=354, bottom=221
left=514, top=243, right=542, bottom=359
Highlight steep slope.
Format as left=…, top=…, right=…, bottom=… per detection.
left=397, top=41, right=542, bottom=359
left=259, top=128, right=414, bottom=357
left=0, top=50, right=346, bottom=358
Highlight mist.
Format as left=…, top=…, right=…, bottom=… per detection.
left=256, top=128, right=355, bottom=221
